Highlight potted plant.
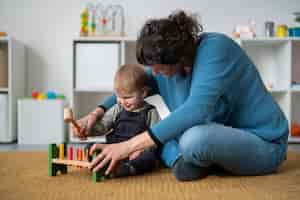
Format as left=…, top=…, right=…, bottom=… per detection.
left=294, top=12, right=300, bottom=23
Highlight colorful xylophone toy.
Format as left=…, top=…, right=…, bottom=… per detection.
left=48, top=143, right=108, bottom=182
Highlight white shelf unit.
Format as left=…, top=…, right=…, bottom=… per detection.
left=238, top=37, right=300, bottom=143
left=0, top=36, right=25, bottom=142
left=70, top=36, right=137, bottom=143
left=71, top=36, right=300, bottom=143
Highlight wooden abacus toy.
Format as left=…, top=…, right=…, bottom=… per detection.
left=48, top=143, right=108, bottom=182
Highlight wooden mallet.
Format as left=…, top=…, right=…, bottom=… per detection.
left=64, top=108, right=81, bottom=134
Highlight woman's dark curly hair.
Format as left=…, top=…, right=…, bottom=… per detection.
left=136, top=10, right=203, bottom=69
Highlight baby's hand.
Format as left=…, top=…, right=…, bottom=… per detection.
left=72, top=118, right=88, bottom=140
left=129, top=150, right=143, bottom=160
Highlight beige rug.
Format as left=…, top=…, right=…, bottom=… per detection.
left=0, top=151, right=300, bottom=200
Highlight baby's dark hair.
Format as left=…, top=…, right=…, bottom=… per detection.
left=136, top=10, right=203, bottom=68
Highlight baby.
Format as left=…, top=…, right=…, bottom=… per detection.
left=75, top=64, right=161, bottom=177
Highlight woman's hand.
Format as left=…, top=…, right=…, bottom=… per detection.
left=88, top=131, right=156, bottom=175
left=129, top=150, right=143, bottom=160
left=89, top=142, right=132, bottom=175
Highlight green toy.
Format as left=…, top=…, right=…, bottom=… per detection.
left=48, top=144, right=67, bottom=176
left=92, top=150, right=109, bottom=182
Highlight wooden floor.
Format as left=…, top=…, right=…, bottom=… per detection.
left=0, top=151, right=300, bottom=200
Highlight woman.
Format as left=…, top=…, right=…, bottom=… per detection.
left=77, top=10, right=289, bottom=181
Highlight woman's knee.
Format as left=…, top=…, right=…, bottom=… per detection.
left=179, top=125, right=213, bottom=162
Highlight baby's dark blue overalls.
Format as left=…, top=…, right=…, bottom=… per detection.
left=106, top=104, right=158, bottom=175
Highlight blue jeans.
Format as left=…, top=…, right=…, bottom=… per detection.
left=160, top=123, right=288, bottom=175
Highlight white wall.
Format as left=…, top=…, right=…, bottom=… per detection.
left=0, top=0, right=299, bottom=101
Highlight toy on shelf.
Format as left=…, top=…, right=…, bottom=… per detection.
left=31, top=91, right=39, bottom=99
left=90, top=7, right=97, bottom=35
left=233, top=21, right=256, bottom=38
left=79, top=2, right=125, bottom=36
left=264, top=21, right=275, bottom=37
left=266, top=83, right=274, bottom=91
left=276, top=24, right=288, bottom=38
left=291, top=123, right=300, bottom=137
left=80, top=7, right=89, bottom=36
left=0, top=32, right=7, bottom=37
left=104, top=4, right=125, bottom=36
left=80, top=3, right=97, bottom=36
left=31, top=91, right=65, bottom=100
left=289, top=12, right=300, bottom=37
left=37, top=93, right=47, bottom=100
left=48, top=143, right=108, bottom=182
left=47, top=91, right=57, bottom=99
left=294, top=12, right=300, bottom=23
left=63, top=107, right=81, bottom=136
left=56, top=94, right=65, bottom=100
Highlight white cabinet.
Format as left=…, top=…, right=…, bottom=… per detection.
left=18, top=99, right=65, bottom=144
left=75, top=42, right=120, bottom=91
left=0, top=36, right=25, bottom=142
left=70, top=36, right=137, bottom=142
left=0, top=94, right=8, bottom=141
left=238, top=38, right=300, bottom=143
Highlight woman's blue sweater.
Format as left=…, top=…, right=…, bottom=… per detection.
left=100, top=32, right=289, bottom=146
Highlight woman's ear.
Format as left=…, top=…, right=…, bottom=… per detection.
left=184, top=66, right=192, bottom=74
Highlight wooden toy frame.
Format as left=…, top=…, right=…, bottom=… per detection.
left=48, top=143, right=107, bottom=182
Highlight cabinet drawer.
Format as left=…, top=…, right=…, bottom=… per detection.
left=75, top=42, right=120, bottom=91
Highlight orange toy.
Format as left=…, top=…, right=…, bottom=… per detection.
left=0, top=32, right=7, bottom=37
left=77, top=147, right=83, bottom=161
left=291, top=123, right=300, bottom=137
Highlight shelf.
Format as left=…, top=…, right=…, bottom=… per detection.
left=288, top=136, right=300, bottom=143
left=238, top=38, right=288, bottom=46
left=74, top=88, right=113, bottom=93
left=292, top=41, right=300, bottom=88
left=238, top=38, right=300, bottom=143
left=73, top=35, right=136, bottom=42
left=76, top=36, right=300, bottom=43
left=0, top=42, right=8, bottom=90
left=268, top=88, right=289, bottom=93
left=71, top=37, right=300, bottom=143
left=0, top=37, right=25, bottom=142
left=241, top=42, right=290, bottom=90
left=291, top=85, right=300, bottom=92
left=238, top=37, right=300, bottom=43
left=0, top=36, right=11, bottom=42
left=0, top=88, right=8, bottom=92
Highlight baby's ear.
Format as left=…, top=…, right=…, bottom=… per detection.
left=142, top=87, right=149, bottom=98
